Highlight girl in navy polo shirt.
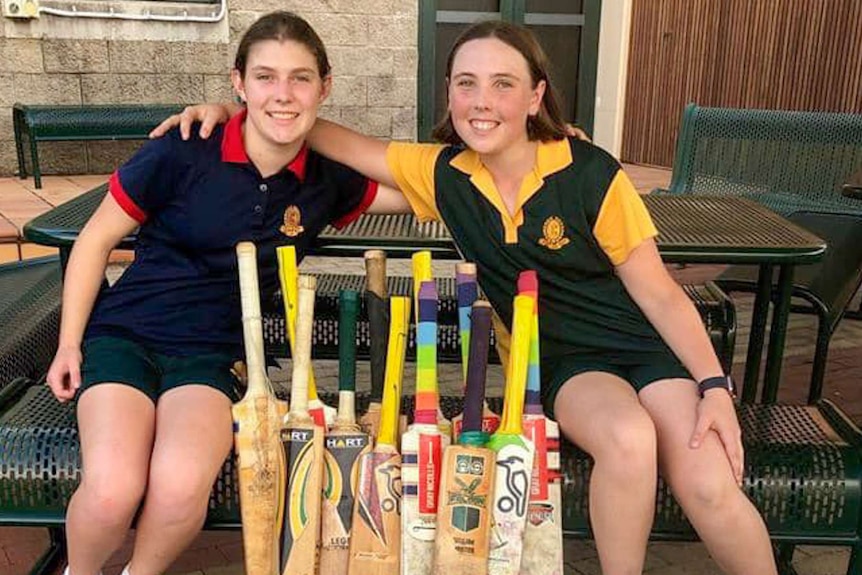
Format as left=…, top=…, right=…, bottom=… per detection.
left=167, top=20, right=777, bottom=575
left=44, top=12, right=409, bottom=575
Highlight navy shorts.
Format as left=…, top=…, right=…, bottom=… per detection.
left=80, top=336, right=240, bottom=403
left=541, top=353, right=691, bottom=419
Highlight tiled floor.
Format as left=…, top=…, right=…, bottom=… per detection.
left=1, top=166, right=859, bottom=575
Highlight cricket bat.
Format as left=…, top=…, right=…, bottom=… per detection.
left=486, top=295, right=536, bottom=575
left=359, top=249, right=389, bottom=438
left=348, top=296, right=411, bottom=575
left=233, top=241, right=288, bottom=575
left=320, top=290, right=372, bottom=575
left=434, top=300, right=496, bottom=575
left=517, top=271, right=563, bottom=575
left=452, top=262, right=500, bottom=442
left=401, top=281, right=450, bottom=575
left=279, top=275, right=325, bottom=575
left=277, top=245, right=336, bottom=428
left=411, top=251, right=451, bottom=438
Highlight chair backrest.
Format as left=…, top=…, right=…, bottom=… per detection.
left=667, top=103, right=862, bottom=217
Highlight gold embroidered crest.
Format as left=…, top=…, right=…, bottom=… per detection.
left=538, top=216, right=570, bottom=250
left=280, top=205, right=304, bottom=237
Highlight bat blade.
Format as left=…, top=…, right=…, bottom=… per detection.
left=280, top=276, right=324, bottom=575
left=452, top=263, right=500, bottom=442
left=435, top=301, right=496, bottom=575
left=517, top=271, right=564, bottom=575
left=359, top=249, right=389, bottom=438
left=486, top=295, right=536, bottom=575
left=320, top=290, right=372, bottom=575
left=402, top=281, right=450, bottom=575
left=348, top=296, right=410, bottom=575
left=233, top=242, right=287, bottom=575
left=277, top=246, right=336, bottom=428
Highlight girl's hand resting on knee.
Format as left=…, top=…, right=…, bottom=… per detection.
left=46, top=346, right=83, bottom=403
left=690, top=390, right=744, bottom=486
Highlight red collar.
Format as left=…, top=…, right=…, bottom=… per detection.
left=220, top=109, right=308, bottom=182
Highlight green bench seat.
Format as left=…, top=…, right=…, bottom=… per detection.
left=12, top=103, right=184, bottom=189
left=2, top=381, right=860, bottom=575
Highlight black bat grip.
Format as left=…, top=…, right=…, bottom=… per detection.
left=463, top=302, right=492, bottom=433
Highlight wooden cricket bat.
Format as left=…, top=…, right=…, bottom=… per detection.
left=452, top=262, right=500, bottom=442
left=486, top=295, right=536, bottom=575
left=411, top=251, right=451, bottom=438
left=434, top=300, right=496, bottom=575
left=320, top=290, right=372, bottom=575
left=233, top=242, right=288, bottom=575
left=359, top=249, right=389, bottom=438
left=517, top=271, right=563, bottom=575
left=401, top=281, right=450, bottom=575
left=348, top=296, right=410, bottom=575
left=277, top=245, right=336, bottom=428
left=279, top=275, right=324, bottom=575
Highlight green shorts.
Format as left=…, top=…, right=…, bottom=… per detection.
left=80, top=336, right=240, bottom=403
left=541, top=353, right=691, bottom=419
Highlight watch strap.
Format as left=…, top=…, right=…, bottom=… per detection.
left=698, top=375, right=736, bottom=398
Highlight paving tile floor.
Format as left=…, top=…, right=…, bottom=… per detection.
left=1, top=166, right=859, bottom=574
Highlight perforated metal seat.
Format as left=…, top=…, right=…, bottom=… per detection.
left=261, top=275, right=735, bottom=371
left=0, top=257, right=60, bottom=399
left=2, top=383, right=860, bottom=574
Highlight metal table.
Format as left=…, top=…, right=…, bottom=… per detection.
left=24, top=189, right=825, bottom=404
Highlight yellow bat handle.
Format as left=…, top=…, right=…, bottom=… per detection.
left=277, top=246, right=319, bottom=399
left=497, top=295, right=533, bottom=435
left=378, top=296, right=410, bottom=447
left=412, top=250, right=432, bottom=325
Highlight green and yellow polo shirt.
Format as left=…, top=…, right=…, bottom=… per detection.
left=386, top=137, right=677, bottom=364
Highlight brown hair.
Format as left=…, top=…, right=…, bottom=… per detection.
left=234, top=11, right=331, bottom=79
left=432, top=20, right=568, bottom=144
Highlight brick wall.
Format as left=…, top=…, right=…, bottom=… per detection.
left=0, top=0, right=418, bottom=176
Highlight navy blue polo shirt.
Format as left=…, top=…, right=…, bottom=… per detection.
left=85, top=111, right=376, bottom=357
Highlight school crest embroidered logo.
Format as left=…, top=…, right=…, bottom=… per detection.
left=280, top=205, right=305, bottom=237
left=538, top=216, right=569, bottom=250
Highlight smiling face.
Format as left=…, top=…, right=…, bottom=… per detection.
left=231, top=38, right=330, bottom=157
left=447, top=37, right=546, bottom=159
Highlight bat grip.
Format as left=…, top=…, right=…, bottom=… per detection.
left=463, top=302, right=492, bottom=434
left=364, top=249, right=387, bottom=298
left=338, top=290, right=359, bottom=392
left=365, top=292, right=389, bottom=402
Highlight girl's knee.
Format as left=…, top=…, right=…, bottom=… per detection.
left=145, top=465, right=214, bottom=525
left=669, top=466, right=739, bottom=510
left=76, top=471, right=147, bottom=527
left=568, top=411, right=658, bottom=476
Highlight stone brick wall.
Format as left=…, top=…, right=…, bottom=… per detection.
left=0, top=0, right=418, bottom=177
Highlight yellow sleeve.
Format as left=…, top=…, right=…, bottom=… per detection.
left=592, top=170, right=658, bottom=265
left=385, top=142, right=446, bottom=221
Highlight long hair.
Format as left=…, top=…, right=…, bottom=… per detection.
left=432, top=20, right=568, bottom=144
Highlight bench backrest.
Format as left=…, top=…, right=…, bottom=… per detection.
left=20, top=104, right=185, bottom=140
left=667, top=103, right=862, bottom=217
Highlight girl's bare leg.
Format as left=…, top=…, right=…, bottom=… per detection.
left=127, top=385, right=233, bottom=575
left=639, top=379, right=777, bottom=575
left=66, top=385, right=156, bottom=575
left=554, top=372, right=657, bottom=575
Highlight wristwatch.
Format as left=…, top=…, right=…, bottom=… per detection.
left=698, top=375, right=736, bottom=398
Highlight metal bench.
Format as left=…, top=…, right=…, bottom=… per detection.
left=265, top=275, right=736, bottom=371
left=661, top=103, right=862, bottom=403
left=12, top=103, right=184, bottom=189
left=2, top=381, right=859, bottom=575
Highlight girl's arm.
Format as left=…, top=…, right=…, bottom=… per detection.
left=615, top=238, right=743, bottom=483
left=45, top=194, right=140, bottom=401
left=306, top=118, right=396, bottom=189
